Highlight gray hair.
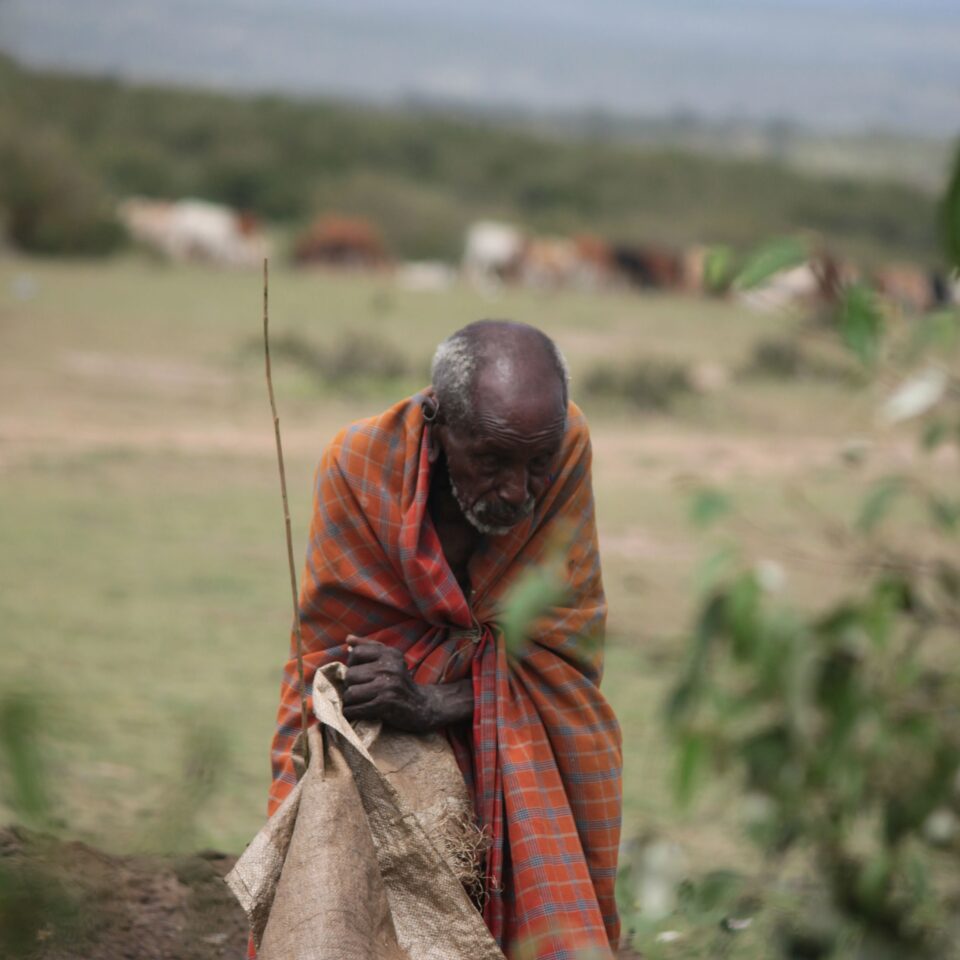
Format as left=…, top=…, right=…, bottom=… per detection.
left=430, top=320, right=570, bottom=431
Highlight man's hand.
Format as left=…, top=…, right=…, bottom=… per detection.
left=342, top=638, right=473, bottom=733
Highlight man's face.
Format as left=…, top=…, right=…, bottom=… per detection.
left=438, top=380, right=566, bottom=536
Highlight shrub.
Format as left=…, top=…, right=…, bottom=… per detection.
left=256, top=330, right=409, bottom=385
left=321, top=331, right=408, bottom=383
left=583, top=358, right=693, bottom=411
left=0, top=128, right=125, bottom=256
left=742, top=335, right=859, bottom=385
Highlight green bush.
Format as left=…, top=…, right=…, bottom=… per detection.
left=664, top=170, right=960, bottom=959
left=742, top=335, right=860, bottom=385
left=0, top=127, right=125, bottom=256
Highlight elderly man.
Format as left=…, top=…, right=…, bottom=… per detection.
left=268, top=320, right=622, bottom=959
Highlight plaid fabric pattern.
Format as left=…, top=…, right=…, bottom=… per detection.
left=267, top=392, right=622, bottom=959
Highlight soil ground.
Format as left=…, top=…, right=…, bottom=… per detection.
left=1, top=826, right=247, bottom=960
left=2, top=826, right=642, bottom=959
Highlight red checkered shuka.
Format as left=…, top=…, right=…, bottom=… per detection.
left=267, top=393, right=622, bottom=960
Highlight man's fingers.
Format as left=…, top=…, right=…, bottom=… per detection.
left=346, top=640, right=388, bottom=665
left=343, top=663, right=379, bottom=687
left=342, top=699, right=384, bottom=723
left=341, top=680, right=381, bottom=708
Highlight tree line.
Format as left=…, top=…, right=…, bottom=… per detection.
left=0, top=54, right=943, bottom=263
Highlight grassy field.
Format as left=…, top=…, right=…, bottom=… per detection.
left=0, top=254, right=939, bottom=955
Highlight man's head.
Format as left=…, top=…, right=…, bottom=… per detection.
left=429, top=320, right=570, bottom=535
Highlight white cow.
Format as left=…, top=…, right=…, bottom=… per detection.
left=737, top=262, right=822, bottom=313
left=462, top=221, right=525, bottom=290
left=120, top=198, right=267, bottom=267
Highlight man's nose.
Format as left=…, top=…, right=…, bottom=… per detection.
left=497, top=467, right=529, bottom=506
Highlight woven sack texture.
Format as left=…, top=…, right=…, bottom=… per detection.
left=226, top=663, right=505, bottom=960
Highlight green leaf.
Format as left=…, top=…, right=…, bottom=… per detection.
left=690, top=488, right=732, bottom=528
left=665, top=677, right=699, bottom=726
left=500, top=559, right=567, bottom=657
left=704, top=244, right=736, bottom=293
left=733, top=237, right=809, bottom=291
left=862, top=576, right=913, bottom=648
left=873, top=574, right=914, bottom=613
left=740, top=724, right=791, bottom=794
left=675, top=731, right=709, bottom=806
left=856, top=852, right=892, bottom=910
left=614, top=862, right=642, bottom=935
left=839, top=284, right=884, bottom=367
left=680, top=869, right=745, bottom=916
left=693, top=543, right=737, bottom=595
left=942, top=146, right=960, bottom=270
left=921, top=419, right=950, bottom=451
left=816, top=603, right=862, bottom=640
left=928, top=494, right=960, bottom=533
left=910, top=309, right=960, bottom=357
left=856, top=477, right=905, bottom=533
left=726, top=574, right=763, bottom=661
left=666, top=592, right=726, bottom=725
left=902, top=850, right=930, bottom=903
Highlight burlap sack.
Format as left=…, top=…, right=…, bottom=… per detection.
left=225, top=664, right=505, bottom=960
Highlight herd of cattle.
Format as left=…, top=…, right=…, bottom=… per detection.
left=118, top=198, right=959, bottom=314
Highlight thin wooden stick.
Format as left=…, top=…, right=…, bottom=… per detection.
left=263, top=258, right=311, bottom=748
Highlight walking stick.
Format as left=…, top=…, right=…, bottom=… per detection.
left=262, top=259, right=311, bottom=758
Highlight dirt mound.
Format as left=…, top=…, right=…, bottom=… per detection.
left=1, top=825, right=643, bottom=959
left=0, top=826, right=248, bottom=960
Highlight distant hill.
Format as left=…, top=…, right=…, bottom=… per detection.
left=3, top=0, right=959, bottom=139
left=0, top=56, right=948, bottom=264
left=506, top=111, right=954, bottom=196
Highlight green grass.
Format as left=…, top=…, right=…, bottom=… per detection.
left=0, top=255, right=941, bottom=954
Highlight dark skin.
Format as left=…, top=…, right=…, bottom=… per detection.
left=342, top=327, right=567, bottom=733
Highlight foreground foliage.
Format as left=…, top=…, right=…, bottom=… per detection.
left=657, top=168, right=960, bottom=958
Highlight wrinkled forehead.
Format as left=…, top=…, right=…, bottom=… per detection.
left=468, top=360, right=567, bottom=444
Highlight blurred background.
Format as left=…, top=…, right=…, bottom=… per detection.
left=1, top=2, right=959, bottom=958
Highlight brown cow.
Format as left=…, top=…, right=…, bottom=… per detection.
left=516, top=234, right=618, bottom=292
left=611, top=243, right=684, bottom=290
left=294, top=215, right=389, bottom=269
left=872, top=263, right=932, bottom=314
left=518, top=236, right=580, bottom=290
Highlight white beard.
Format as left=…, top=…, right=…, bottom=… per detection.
left=450, top=480, right=534, bottom=536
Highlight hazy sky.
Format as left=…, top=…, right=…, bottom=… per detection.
left=2, top=0, right=959, bottom=134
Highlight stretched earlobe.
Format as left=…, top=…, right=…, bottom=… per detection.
left=427, top=425, right=442, bottom=464
left=422, top=395, right=439, bottom=422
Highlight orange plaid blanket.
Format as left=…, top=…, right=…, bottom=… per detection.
left=268, top=392, right=622, bottom=959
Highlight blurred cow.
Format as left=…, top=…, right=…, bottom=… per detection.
left=680, top=245, right=709, bottom=295
left=462, top=221, right=525, bottom=289
left=738, top=262, right=822, bottom=312
left=611, top=244, right=685, bottom=290
left=571, top=234, right=617, bottom=291
left=738, top=252, right=858, bottom=313
left=294, top=215, right=389, bottom=269
left=872, top=263, right=933, bottom=314
left=120, top=198, right=266, bottom=267
left=519, top=236, right=581, bottom=290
